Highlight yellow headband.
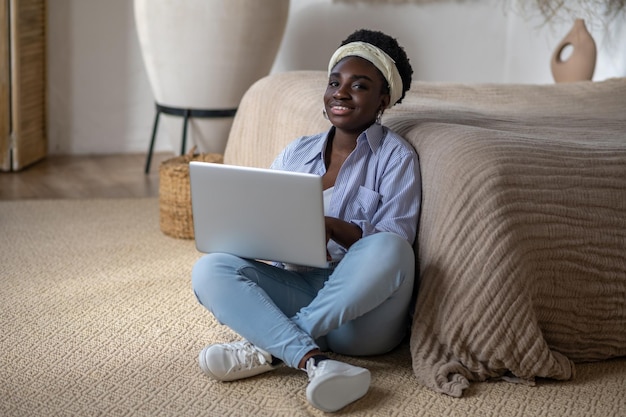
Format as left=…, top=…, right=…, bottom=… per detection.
left=328, top=41, right=403, bottom=108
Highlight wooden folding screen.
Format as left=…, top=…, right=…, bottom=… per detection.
left=0, top=0, right=46, bottom=172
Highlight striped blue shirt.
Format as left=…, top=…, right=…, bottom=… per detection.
left=271, top=123, right=421, bottom=260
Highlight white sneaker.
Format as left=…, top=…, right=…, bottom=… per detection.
left=305, top=359, right=371, bottom=412
left=198, top=341, right=275, bottom=381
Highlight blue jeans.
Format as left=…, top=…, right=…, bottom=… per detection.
left=191, top=232, right=415, bottom=369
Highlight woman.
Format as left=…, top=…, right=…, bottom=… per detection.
left=192, top=29, right=420, bottom=413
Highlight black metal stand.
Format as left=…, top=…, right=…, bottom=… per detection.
left=144, top=103, right=237, bottom=173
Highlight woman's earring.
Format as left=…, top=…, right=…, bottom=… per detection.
left=322, top=108, right=329, bottom=120
left=376, top=110, right=383, bottom=125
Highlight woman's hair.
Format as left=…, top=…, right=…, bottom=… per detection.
left=340, top=29, right=413, bottom=104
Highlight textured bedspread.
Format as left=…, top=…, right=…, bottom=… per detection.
left=226, top=72, right=626, bottom=398
left=387, top=79, right=626, bottom=396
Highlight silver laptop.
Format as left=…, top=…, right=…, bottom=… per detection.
left=189, top=161, right=328, bottom=268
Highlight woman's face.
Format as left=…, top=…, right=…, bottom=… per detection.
left=324, top=56, right=390, bottom=135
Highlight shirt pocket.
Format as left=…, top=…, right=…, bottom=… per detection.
left=354, top=186, right=381, bottom=220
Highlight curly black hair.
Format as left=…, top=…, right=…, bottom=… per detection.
left=340, top=29, right=413, bottom=104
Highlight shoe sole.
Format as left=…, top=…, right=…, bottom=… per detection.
left=306, top=368, right=371, bottom=412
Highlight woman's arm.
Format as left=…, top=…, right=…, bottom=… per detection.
left=325, top=216, right=362, bottom=251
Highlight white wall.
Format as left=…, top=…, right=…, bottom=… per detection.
left=47, top=0, right=155, bottom=155
left=47, top=0, right=626, bottom=155
left=276, top=0, right=626, bottom=82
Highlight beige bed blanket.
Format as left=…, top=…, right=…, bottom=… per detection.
left=225, top=71, right=626, bottom=397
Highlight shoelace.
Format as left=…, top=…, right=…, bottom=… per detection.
left=229, top=342, right=269, bottom=371
left=305, top=358, right=320, bottom=381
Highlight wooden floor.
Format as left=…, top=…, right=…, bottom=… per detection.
left=0, top=153, right=175, bottom=200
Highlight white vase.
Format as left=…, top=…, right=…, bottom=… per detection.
left=134, top=0, right=290, bottom=161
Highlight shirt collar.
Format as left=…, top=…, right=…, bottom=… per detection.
left=361, top=123, right=385, bottom=152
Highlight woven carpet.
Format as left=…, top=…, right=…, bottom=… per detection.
left=1, top=198, right=625, bottom=417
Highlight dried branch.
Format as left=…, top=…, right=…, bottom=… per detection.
left=514, top=0, right=626, bottom=23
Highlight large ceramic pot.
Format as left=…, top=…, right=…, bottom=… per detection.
left=134, top=0, right=290, bottom=158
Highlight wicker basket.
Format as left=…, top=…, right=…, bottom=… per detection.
left=159, top=149, right=223, bottom=239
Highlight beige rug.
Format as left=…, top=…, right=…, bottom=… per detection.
left=1, top=198, right=625, bottom=417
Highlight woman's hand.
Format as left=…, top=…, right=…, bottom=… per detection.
left=324, top=216, right=363, bottom=259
